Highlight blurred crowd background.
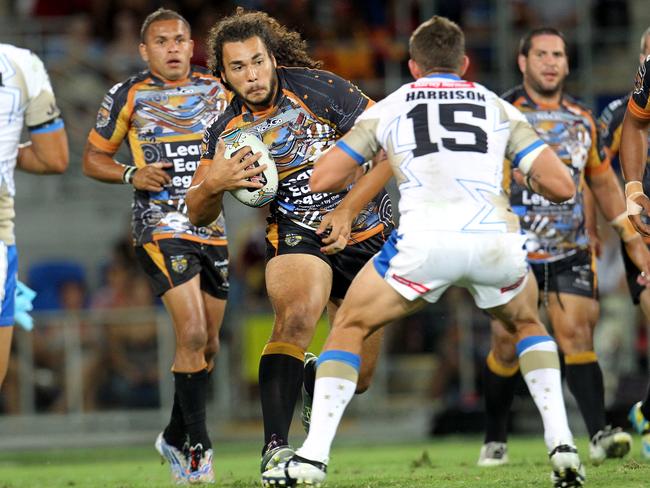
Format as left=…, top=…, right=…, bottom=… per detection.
left=0, top=0, right=649, bottom=446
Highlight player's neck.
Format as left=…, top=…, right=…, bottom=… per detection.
left=150, top=67, right=191, bottom=85
left=523, top=82, right=562, bottom=108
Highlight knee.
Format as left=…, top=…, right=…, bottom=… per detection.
left=204, top=336, right=220, bottom=363
left=556, top=323, right=593, bottom=354
left=177, top=322, right=208, bottom=353
left=272, top=305, right=318, bottom=342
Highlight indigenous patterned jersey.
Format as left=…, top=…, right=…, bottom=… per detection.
left=0, top=44, right=63, bottom=244
left=89, top=66, right=228, bottom=246
left=598, top=94, right=650, bottom=188
left=331, top=73, right=546, bottom=236
left=503, top=86, right=608, bottom=262
left=200, top=67, right=392, bottom=242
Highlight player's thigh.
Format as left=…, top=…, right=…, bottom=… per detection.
left=162, top=274, right=206, bottom=336
left=197, top=243, right=229, bottom=340
left=266, top=253, right=333, bottom=345
left=546, top=293, right=598, bottom=353
left=0, top=326, right=13, bottom=386
left=487, top=271, right=547, bottom=340
left=331, top=259, right=425, bottom=339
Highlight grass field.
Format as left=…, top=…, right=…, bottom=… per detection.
left=0, top=437, right=649, bottom=487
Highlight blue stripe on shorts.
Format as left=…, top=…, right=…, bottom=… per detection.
left=0, top=245, right=18, bottom=327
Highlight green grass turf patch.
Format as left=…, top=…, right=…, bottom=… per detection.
left=0, top=437, right=648, bottom=487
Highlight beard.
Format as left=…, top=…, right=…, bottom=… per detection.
left=527, top=74, right=564, bottom=98
left=228, top=71, right=279, bottom=110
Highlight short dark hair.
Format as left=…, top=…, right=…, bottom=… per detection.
left=518, top=27, right=567, bottom=57
left=140, top=8, right=191, bottom=43
left=409, top=16, right=465, bottom=74
left=206, top=7, right=321, bottom=76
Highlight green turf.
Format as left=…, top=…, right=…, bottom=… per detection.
left=0, top=437, right=648, bottom=487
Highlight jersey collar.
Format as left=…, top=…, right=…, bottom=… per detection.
left=424, top=73, right=461, bottom=80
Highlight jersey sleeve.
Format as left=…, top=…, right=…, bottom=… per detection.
left=629, top=56, right=650, bottom=120
left=17, top=51, right=63, bottom=132
left=498, top=98, right=548, bottom=174
left=598, top=98, right=626, bottom=156
left=87, top=81, right=131, bottom=154
left=199, top=110, right=232, bottom=166
left=584, top=111, right=609, bottom=177
left=313, top=70, right=372, bottom=134
left=334, top=103, right=382, bottom=164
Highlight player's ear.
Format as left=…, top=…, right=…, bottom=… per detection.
left=139, top=43, right=149, bottom=63
left=408, top=59, right=421, bottom=79
left=459, top=55, right=470, bottom=77
left=517, top=53, right=527, bottom=75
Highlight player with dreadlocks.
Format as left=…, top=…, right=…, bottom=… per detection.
left=185, top=8, right=394, bottom=481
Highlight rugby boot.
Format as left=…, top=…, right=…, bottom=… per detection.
left=187, top=443, right=215, bottom=484
left=262, top=454, right=327, bottom=487
left=588, top=426, right=631, bottom=465
left=628, top=401, right=650, bottom=459
left=549, top=444, right=585, bottom=488
left=261, top=434, right=295, bottom=474
left=477, top=441, right=509, bottom=467
left=155, top=431, right=189, bottom=484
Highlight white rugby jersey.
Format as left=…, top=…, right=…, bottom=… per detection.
left=0, top=44, right=62, bottom=243
left=337, top=73, right=548, bottom=234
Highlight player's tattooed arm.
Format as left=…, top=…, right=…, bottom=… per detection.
left=517, top=147, right=575, bottom=203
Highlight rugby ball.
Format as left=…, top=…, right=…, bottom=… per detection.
left=223, top=131, right=278, bottom=207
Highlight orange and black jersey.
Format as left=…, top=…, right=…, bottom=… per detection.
left=598, top=94, right=628, bottom=159
left=200, top=66, right=393, bottom=242
left=88, top=66, right=229, bottom=246
left=502, top=85, right=608, bottom=262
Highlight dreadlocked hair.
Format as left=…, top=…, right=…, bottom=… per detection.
left=207, top=7, right=322, bottom=76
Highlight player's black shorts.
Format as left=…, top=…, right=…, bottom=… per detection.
left=265, top=216, right=390, bottom=300
left=530, top=248, right=597, bottom=302
left=135, top=238, right=229, bottom=299
left=621, top=239, right=648, bottom=304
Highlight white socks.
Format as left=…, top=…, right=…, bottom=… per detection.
left=296, top=351, right=360, bottom=464
left=517, top=336, right=574, bottom=450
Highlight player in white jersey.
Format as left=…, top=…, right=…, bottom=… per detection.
left=262, top=16, right=585, bottom=488
left=0, top=43, right=68, bottom=388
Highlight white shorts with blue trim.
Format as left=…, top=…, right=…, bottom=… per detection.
left=373, top=230, right=528, bottom=309
left=0, top=243, right=17, bottom=327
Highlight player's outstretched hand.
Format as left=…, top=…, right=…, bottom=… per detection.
left=626, top=182, right=650, bottom=236
left=132, top=162, right=173, bottom=192
left=204, top=140, right=266, bottom=193
left=317, top=206, right=354, bottom=255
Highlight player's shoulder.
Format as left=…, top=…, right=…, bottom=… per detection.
left=599, top=94, right=629, bottom=125
left=278, top=66, right=360, bottom=96
left=500, top=85, right=529, bottom=106
left=0, top=42, right=31, bottom=61
left=206, top=100, right=244, bottom=137
left=0, top=44, right=46, bottom=77
left=189, top=65, right=223, bottom=85
left=562, top=93, right=597, bottom=124
left=108, top=70, right=150, bottom=98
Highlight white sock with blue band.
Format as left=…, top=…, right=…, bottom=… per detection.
left=296, top=350, right=361, bottom=464
left=517, top=335, right=573, bottom=450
